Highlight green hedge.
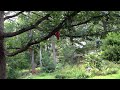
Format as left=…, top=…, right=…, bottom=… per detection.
left=101, top=32, right=120, bottom=63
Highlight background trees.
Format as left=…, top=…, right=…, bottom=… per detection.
left=1, top=11, right=120, bottom=79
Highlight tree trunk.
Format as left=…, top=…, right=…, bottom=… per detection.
left=39, top=45, right=42, bottom=67
left=101, top=12, right=108, bottom=38
left=28, top=29, right=36, bottom=74
left=0, top=11, right=6, bottom=79
left=45, top=44, right=47, bottom=51
left=51, top=37, right=57, bottom=66
left=31, top=49, right=36, bottom=74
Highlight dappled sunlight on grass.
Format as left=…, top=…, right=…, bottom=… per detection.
left=20, top=72, right=56, bottom=79
left=89, top=70, right=120, bottom=79
left=20, top=64, right=89, bottom=79
left=19, top=62, right=120, bottom=79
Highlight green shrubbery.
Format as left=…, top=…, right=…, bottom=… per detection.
left=42, top=63, right=55, bottom=73
left=60, top=45, right=76, bottom=64
left=41, top=52, right=55, bottom=73
left=7, top=66, right=20, bottom=79
left=55, top=65, right=90, bottom=79
left=6, top=53, right=30, bottom=79
left=101, top=32, right=120, bottom=63
left=7, top=53, right=30, bottom=70
left=85, top=51, right=103, bottom=70
left=84, top=50, right=119, bottom=77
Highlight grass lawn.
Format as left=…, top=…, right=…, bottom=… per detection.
left=29, top=73, right=55, bottom=79
left=20, top=73, right=54, bottom=79
left=19, top=69, right=56, bottom=79
left=89, top=70, right=120, bottom=79
left=19, top=65, right=120, bottom=79
left=20, top=71, right=120, bottom=79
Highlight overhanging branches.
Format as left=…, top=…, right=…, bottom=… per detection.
left=70, top=14, right=109, bottom=27
left=64, top=28, right=120, bottom=38
left=4, top=14, right=50, bottom=38
left=4, top=11, right=24, bottom=21
left=6, top=11, right=80, bottom=56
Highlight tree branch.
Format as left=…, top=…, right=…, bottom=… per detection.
left=70, top=14, right=108, bottom=27
left=6, top=11, right=80, bottom=56
left=64, top=28, right=120, bottom=38
left=4, top=14, right=50, bottom=38
left=4, top=11, right=24, bottom=20
left=7, top=47, right=21, bottom=49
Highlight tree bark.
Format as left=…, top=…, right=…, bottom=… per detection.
left=28, top=30, right=36, bottom=74
left=51, top=37, right=57, bottom=66
left=0, top=11, right=6, bottom=79
left=39, top=45, right=42, bottom=67
left=31, top=49, right=36, bottom=74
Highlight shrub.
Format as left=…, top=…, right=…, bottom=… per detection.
left=106, top=68, right=118, bottom=75
left=41, top=52, right=55, bottom=73
left=101, top=32, right=120, bottom=63
left=85, top=52, right=103, bottom=70
left=7, top=53, right=30, bottom=70
left=89, top=60, right=119, bottom=76
left=56, top=65, right=90, bottom=79
left=42, top=63, right=55, bottom=73
left=61, top=45, right=76, bottom=64
left=55, top=74, right=66, bottom=79
left=7, top=66, right=20, bottom=79
left=102, top=45, right=120, bottom=62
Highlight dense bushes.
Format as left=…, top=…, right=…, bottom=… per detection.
left=101, top=32, right=120, bottom=63
left=41, top=52, right=55, bottom=73
left=61, top=45, right=76, bottom=64
left=85, top=51, right=103, bottom=70
left=6, top=53, right=30, bottom=79
left=84, top=50, right=119, bottom=77
left=55, top=65, right=90, bottom=79
left=7, top=53, right=30, bottom=70
left=7, top=65, right=20, bottom=79
left=42, top=63, right=55, bottom=73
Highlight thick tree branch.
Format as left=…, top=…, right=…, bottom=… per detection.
left=7, top=47, right=21, bottom=49
left=70, top=14, right=108, bottom=27
left=4, top=14, right=50, bottom=38
left=64, top=28, right=120, bottom=38
left=4, top=11, right=24, bottom=20
left=6, top=11, right=80, bottom=56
